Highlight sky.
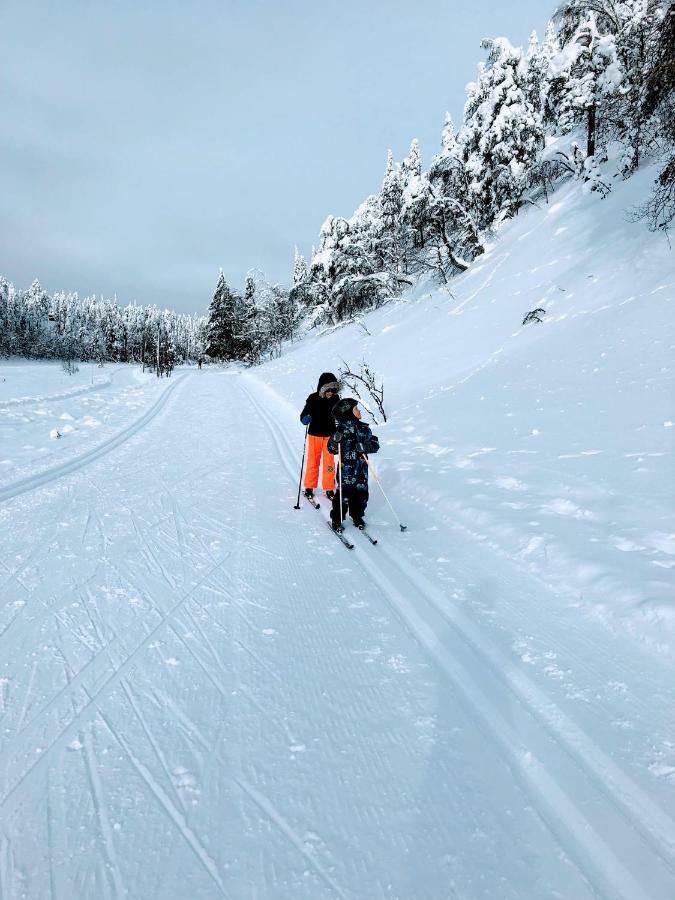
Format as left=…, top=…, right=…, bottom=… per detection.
left=0, top=1, right=551, bottom=315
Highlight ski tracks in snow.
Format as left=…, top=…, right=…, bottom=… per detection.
left=2, top=370, right=674, bottom=898
left=240, top=372, right=675, bottom=900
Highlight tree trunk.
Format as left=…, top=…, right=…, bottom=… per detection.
left=587, top=103, right=596, bottom=158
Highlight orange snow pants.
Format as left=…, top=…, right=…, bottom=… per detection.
left=304, top=435, right=336, bottom=491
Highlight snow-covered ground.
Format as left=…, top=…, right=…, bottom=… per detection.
left=1, top=167, right=674, bottom=898
left=0, top=362, right=175, bottom=497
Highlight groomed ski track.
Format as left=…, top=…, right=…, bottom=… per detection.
left=1, top=369, right=674, bottom=899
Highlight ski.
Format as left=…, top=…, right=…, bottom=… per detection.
left=327, top=522, right=354, bottom=549
left=304, top=494, right=320, bottom=510
left=357, top=526, right=378, bottom=545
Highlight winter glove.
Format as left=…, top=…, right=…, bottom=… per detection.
left=301, top=414, right=311, bottom=426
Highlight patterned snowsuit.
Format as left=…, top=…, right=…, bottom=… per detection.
left=327, top=420, right=380, bottom=525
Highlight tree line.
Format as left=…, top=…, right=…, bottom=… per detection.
left=0, top=277, right=207, bottom=375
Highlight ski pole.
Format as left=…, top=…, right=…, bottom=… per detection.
left=363, top=455, right=407, bottom=531
left=338, top=444, right=344, bottom=527
left=293, top=424, right=309, bottom=509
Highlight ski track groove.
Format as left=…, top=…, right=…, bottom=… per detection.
left=82, top=719, right=127, bottom=899
left=166, top=621, right=231, bottom=702
left=46, top=767, right=59, bottom=900
left=120, top=679, right=188, bottom=813
left=0, top=373, right=188, bottom=504
left=234, top=776, right=349, bottom=900
left=240, top=374, right=675, bottom=900
left=97, top=708, right=230, bottom=899
left=0, top=374, right=113, bottom=408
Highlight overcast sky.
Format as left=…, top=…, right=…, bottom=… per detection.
left=0, top=1, right=550, bottom=315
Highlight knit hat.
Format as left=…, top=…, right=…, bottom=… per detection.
left=332, top=397, right=358, bottom=420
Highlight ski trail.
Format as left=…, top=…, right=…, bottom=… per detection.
left=0, top=373, right=187, bottom=503
left=0, top=373, right=112, bottom=407
left=13, top=660, right=37, bottom=733
left=354, top=549, right=653, bottom=900
left=0, top=544, right=234, bottom=818
left=97, top=710, right=230, bottom=899
left=235, top=777, right=349, bottom=900
left=120, top=679, right=187, bottom=812
left=240, top=372, right=675, bottom=899
left=0, top=835, right=12, bottom=900
left=46, top=767, right=60, bottom=900
left=166, top=622, right=230, bottom=702
left=149, top=691, right=212, bottom=755
left=82, top=720, right=127, bottom=899
left=377, top=533, right=675, bottom=867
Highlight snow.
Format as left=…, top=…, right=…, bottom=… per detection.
left=0, top=167, right=674, bottom=897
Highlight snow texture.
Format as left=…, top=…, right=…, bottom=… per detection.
left=0, top=167, right=673, bottom=898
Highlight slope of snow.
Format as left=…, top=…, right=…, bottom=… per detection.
left=0, top=166, right=673, bottom=899
left=260, top=164, right=675, bottom=654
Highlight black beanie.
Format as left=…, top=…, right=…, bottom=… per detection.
left=332, top=397, right=358, bottom=421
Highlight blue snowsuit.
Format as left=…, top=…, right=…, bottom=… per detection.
left=327, top=419, right=379, bottom=525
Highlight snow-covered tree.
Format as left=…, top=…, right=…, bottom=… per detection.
left=635, top=1, right=675, bottom=230
left=461, top=38, right=545, bottom=229
left=613, top=0, right=664, bottom=173
left=526, top=23, right=561, bottom=126
left=205, top=271, right=238, bottom=361
left=553, top=13, right=624, bottom=156
left=292, top=247, right=308, bottom=287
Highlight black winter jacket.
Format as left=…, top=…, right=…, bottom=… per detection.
left=300, top=372, right=341, bottom=437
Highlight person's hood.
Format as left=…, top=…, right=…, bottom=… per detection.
left=317, top=372, right=340, bottom=397
left=317, top=371, right=337, bottom=391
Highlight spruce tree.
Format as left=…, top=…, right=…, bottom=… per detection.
left=206, top=270, right=237, bottom=361
left=461, top=38, right=545, bottom=229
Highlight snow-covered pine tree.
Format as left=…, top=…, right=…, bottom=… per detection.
left=205, top=270, right=238, bottom=361
left=525, top=24, right=561, bottom=126
left=425, top=113, right=485, bottom=278
left=379, top=150, right=409, bottom=274
left=401, top=139, right=433, bottom=252
left=612, top=0, right=664, bottom=174
left=637, top=1, right=675, bottom=230
left=292, top=247, right=308, bottom=287
left=553, top=13, right=624, bottom=157
left=461, top=38, right=545, bottom=230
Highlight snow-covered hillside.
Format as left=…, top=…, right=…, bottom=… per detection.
left=0, top=167, right=673, bottom=898
left=260, top=162, right=675, bottom=655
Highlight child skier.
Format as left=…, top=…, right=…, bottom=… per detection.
left=328, top=398, right=379, bottom=531
left=299, top=372, right=341, bottom=499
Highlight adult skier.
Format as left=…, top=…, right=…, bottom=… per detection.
left=299, top=372, right=341, bottom=500
left=328, top=398, right=379, bottom=531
